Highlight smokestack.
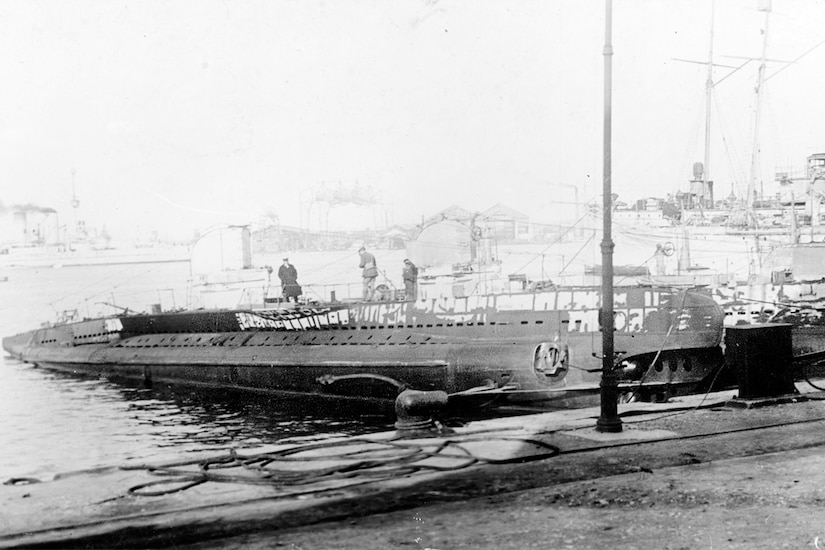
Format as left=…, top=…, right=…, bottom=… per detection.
left=15, top=203, right=57, bottom=214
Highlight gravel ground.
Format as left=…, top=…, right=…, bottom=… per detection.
left=178, top=400, right=825, bottom=550
left=182, top=445, right=825, bottom=549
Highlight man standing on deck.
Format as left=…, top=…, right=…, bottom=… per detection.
left=358, top=247, right=378, bottom=301
left=278, top=258, right=301, bottom=303
left=402, top=258, right=418, bottom=300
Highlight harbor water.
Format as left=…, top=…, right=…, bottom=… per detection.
left=0, top=259, right=394, bottom=482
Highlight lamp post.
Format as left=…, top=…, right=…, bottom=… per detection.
left=596, top=0, right=622, bottom=433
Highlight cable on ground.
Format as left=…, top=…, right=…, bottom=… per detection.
left=122, top=436, right=560, bottom=498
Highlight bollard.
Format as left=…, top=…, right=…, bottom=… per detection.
left=725, top=323, right=796, bottom=400
left=394, top=389, right=451, bottom=437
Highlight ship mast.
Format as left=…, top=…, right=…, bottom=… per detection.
left=702, top=0, right=716, bottom=203
left=745, top=0, right=771, bottom=215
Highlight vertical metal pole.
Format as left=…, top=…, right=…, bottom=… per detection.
left=596, top=0, right=622, bottom=433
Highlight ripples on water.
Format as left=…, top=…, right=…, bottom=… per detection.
left=0, top=355, right=395, bottom=480
left=0, top=261, right=395, bottom=481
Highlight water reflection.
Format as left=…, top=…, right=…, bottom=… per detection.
left=117, top=383, right=396, bottom=448
left=0, top=357, right=394, bottom=480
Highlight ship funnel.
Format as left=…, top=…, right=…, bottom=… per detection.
left=693, top=162, right=704, bottom=180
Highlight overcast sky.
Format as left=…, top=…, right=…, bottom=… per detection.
left=1, top=0, right=824, bottom=240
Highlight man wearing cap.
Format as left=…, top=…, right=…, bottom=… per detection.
left=402, top=259, right=418, bottom=300
left=358, top=246, right=378, bottom=301
left=278, top=257, right=301, bottom=303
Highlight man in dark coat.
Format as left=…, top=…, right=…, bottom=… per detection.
left=402, top=259, right=418, bottom=300
left=358, top=247, right=378, bottom=301
left=278, top=258, right=301, bottom=303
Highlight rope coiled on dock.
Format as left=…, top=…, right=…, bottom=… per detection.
left=121, top=436, right=560, bottom=497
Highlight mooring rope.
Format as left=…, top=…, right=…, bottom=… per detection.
left=121, top=436, right=560, bottom=498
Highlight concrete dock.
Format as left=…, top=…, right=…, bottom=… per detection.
left=3, top=385, right=825, bottom=549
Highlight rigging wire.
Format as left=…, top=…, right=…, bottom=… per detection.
left=511, top=211, right=594, bottom=275
left=765, top=36, right=825, bottom=82
left=625, top=289, right=691, bottom=401
left=713, top=91, right=747, bottom=195
left=623, top=356, right=730, bottom=426
left=48, top=263, right=170, bottom=316
left=557, top=231, right=596, bottom=276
